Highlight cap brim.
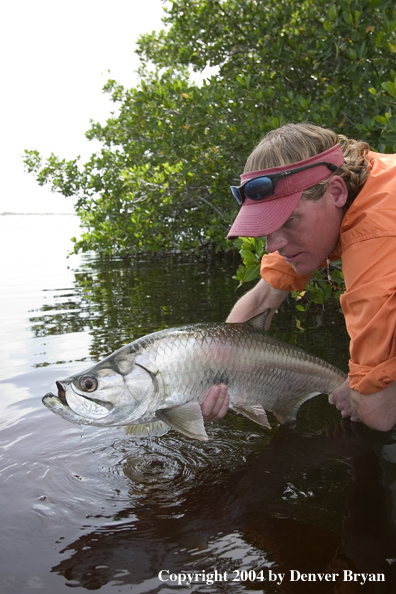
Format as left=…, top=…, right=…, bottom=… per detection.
left=227, top=191, right=303, bottom=240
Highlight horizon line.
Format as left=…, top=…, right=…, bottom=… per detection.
left=1, top=212, right=75, bottom=216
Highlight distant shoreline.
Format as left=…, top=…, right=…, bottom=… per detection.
left=1, top=212, right=75, bottom=216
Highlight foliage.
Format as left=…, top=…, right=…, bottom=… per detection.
left=24, top=0, right=396, bottom=304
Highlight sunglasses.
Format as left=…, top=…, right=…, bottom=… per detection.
left=230, top=161, right=338, bottom=205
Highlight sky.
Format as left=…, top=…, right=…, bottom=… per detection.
left=0, top=0, right=166, bottom=214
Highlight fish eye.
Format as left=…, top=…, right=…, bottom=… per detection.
left=79, top=376, right=98, bottom=392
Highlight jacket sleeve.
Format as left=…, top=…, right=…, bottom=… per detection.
left=340, top=236, right=396, bottom=394
left=260, top=252, right=312, bottom=292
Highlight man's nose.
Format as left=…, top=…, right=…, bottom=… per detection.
left=266, top=230, right=288, bottom=253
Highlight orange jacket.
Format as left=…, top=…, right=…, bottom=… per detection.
left=260, top=151, right=396, bottom=395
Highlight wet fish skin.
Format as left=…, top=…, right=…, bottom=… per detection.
left=43, top=312, right=347, bottom=441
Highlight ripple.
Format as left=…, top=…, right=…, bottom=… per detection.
left=1, top=388, right=275, bottom=540
left=111, top=414, right=273, bottom=503
left=122, top=446, right=187, bottom=487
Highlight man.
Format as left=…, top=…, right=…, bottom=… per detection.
left=202, top=123, right=396, bottom=431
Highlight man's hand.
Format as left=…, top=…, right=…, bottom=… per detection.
left=200, top=384, right=230, bottom=422
left=329, top=379, right=396, bottom=431
left=329, top=378, right=360, bottom=422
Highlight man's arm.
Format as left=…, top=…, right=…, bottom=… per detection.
left=334, top=236, right=396, bottom=431
left=329, top=380, right=396, bottom=431
left=227, top=278, right=290, bottom=327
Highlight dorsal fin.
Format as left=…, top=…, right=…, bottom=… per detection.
left=242, top=309, right=270, bottom=332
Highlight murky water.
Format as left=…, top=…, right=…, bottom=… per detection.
left=1, top=214, right=396, bottom=593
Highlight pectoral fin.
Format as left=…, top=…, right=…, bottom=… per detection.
left=232, top=403, right=272, bottom=429
left=124, top=420, right=170, bottom=438
left=156, top=402, right=209, bottom=441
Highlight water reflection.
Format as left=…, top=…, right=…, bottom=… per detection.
left=29, top=253, right=243, bottom=360
left=28, top=249, right=350, bottom=376
left=48, top=421, right=396, bottom=593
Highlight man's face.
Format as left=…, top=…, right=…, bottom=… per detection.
left=265, top=187, right=344, bottom=276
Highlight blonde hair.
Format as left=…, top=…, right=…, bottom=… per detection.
left=244, top=123, right=370, bottom=207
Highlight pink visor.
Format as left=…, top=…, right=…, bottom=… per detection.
left=227, top=143, right=344, bottom=239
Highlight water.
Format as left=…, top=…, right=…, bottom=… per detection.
left=1, top=214, right=396, bottom=593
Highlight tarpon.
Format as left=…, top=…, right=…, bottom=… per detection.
left=43, top=311, right=346, bottom=441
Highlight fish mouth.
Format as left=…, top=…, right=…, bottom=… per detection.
left=43, top=381, right=68, bottom=407
left=55, top=380, right=113, bottom=420
left=56, top=381, right=67, bottom=401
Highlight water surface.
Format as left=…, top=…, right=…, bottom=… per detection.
left=1, top=214, right=396, bottom=593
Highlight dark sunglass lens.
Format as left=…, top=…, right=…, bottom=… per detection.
left=230, top=186, right=243, bottom=204
left=245, top=177, right=274, bottom=201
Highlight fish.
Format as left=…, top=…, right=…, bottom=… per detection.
left=43, top=311, right=347, bottom=441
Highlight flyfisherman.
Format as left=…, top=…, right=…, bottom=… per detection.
left=201, top=123, right=396, bottom=432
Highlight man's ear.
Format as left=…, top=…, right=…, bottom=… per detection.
left=328, top=175, right=348, bottom=208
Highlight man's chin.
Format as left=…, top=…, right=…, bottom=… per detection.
left=289, top=261, right=317, bottom=276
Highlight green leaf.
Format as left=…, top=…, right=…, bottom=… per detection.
left=382, top=80, right=396, bottom=99
left=328, top=5, right=338, bottom=21
left=243, top=264, right=261, bottom=283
